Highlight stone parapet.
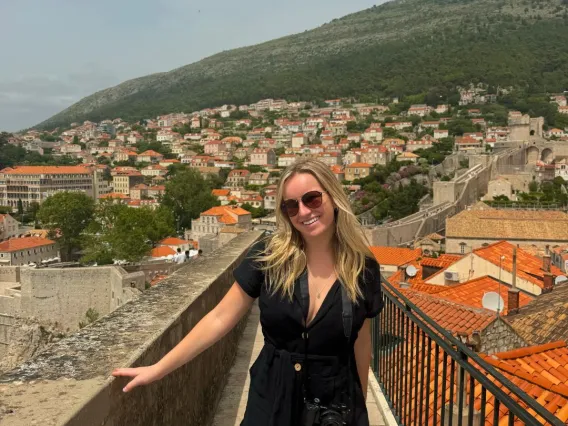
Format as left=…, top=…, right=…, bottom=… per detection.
left=0, top=230, right=263, bottom=426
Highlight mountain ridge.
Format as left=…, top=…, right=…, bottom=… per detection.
left=36, top=0, right=568, bottom=129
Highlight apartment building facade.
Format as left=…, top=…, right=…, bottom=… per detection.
left=0, top=166, right=96, bottom=209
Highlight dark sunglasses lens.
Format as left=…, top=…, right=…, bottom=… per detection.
left=282, top=200, right=299, bottom=217
left=302, top=192, right=323, bottom=208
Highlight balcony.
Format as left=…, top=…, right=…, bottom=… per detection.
left=0, top=232, right=564, bottom=425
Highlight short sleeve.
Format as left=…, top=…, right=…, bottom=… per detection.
left=363, top=257, right=384, bottom=318
left=233, top=240, right=266, bottom=299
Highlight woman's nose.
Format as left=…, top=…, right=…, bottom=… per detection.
left=297, top=200, right=312, bottom=217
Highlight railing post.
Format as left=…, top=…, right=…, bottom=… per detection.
left=443, top=350, right=481, bottom=426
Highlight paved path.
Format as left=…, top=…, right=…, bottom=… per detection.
left=212, top=302, right=385, bottom=426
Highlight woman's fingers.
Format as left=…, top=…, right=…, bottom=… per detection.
left=112, top=366, right=160, bottom=392
left=122, top=377, right=140, bottom=393
left=112, top=368, right=139, bottom=377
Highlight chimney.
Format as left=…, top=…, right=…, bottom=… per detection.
left=507, top=288, right=520, bottom=315
left=543, top=255, right=551, bottom=273
left=545, top=244, right=550, bottom=256
left=543, top=272, right=554, bottom=294
left=508, top=247, right=520, bottom=315
left=400, top=265, right=410, bottom=288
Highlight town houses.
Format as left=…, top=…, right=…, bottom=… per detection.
left=3, top=90, right=567, bottom=259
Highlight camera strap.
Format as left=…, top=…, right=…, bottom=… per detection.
left=300, top=271, right=354, bottom=412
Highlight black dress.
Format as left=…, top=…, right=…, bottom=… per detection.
left=234, top=241, right=384, bottom=426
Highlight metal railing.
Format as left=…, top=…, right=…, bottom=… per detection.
left=371, top=277, right=564, bottom=426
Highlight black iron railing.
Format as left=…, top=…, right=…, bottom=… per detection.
left=371, top=277, right=564, bottom=426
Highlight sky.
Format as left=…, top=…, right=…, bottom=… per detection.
left=0, top=0, right=386, bottom=132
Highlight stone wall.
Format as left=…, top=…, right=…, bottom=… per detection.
left=0, top=267, right=19, bottom=285
left=18, top=266, right=145, bottom=331
left=0, top=231, right=262, bottom=426
left=366, top=147, right=524, bottom=247
left=480, top=318, right=527, bottom=355
left=122, top=261, right=184, bottom=285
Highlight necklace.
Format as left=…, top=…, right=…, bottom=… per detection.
left=315, top=278, right=334, bottom=299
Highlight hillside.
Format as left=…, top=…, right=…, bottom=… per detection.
left=36, top=0, right=568, bottom=129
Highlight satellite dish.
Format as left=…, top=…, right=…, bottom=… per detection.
left=482, top=292, right=505, bottom=313
left=406, top=265, right=418, bottom=277
left=556, top=275, right=568, bottom=285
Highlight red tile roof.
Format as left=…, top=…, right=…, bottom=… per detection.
left=420, top=254, right=462, bottom=269
left=474, top=241, right=563, bottom=289
left=481, top=341, right=568, bottom=423
left=160, top=237, right=189, bottom=246
left=346, top=162, right=372, bottom=168
left=201, top=205, right=251, bottom=224
left=399, top=288, right=496, bottom=335
left=150, top=246, right=176, bottom=257
left=435, top=275, right=534, bottom=315
left=0, top=166, right=92, bottom=175
left=385, top=335, right=568, bottom=426
left=138, top=150, right=163, bottom=157
left=369, top=246, right=422, bottom=267
left=0, top=237, right=55, bottom=252
left=212, top=189, right=230, bottom=197
left=99, top=192, right=130, bottom=199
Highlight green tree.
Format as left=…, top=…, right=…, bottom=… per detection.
left=27, top=201, right=40, bottom=222
left=37, top=192, right=95, bottom=261
left=161, top=168, right=219, bottom=231
left=17, top=199, right=23, bottom=216
left=241, top=203, right=267, bottom=219
left=82, top=202, right=174, bottom=264
left=73, top=135, right=79, bottom=144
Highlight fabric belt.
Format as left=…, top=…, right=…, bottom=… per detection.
left=263, top=341, right=345, bottom=426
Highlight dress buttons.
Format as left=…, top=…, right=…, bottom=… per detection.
left=294, top=363, right=302, bottom=372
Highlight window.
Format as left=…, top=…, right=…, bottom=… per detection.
left=460, top=243, right=466, bottom=254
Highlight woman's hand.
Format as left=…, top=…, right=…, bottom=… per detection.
left=112, top=365, right=164, bottom=392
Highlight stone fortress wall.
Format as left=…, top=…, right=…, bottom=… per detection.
left=0, top=231, right=262, bottom=426
left=364, top=147, right=527, bottom=246
left=0, top=266, right=146, bottom=359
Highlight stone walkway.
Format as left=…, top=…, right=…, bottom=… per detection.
left=212, top=302, right=385, bottom=426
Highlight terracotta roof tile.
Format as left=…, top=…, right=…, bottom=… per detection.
left=388, top=260, right=450, bottom=294
left=212, top=189, right=231, bottom=197
left=0, top=166, right=92, bottom=175
left=435, top=275, right=534, bottom=315
left=139, top=150, right=163, bottom=157
left=0, top=237, right=56, bottom=252
left=159, top=237, right=189, bottom=246
left=369, top=246, right=422, bottom=267
left=150, top=246, right=176, bottom=257
left=346, top=162, right=372, bottom=168
left=420, top=254, right=462, bottom=269
left=396, top=288, right=496, bottom=335
left=474, top=241, right=563, bottom=289
left=383, top=334, right=568, bottom=425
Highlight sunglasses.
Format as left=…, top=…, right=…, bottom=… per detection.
left=280, top=190, right=327, bottom=217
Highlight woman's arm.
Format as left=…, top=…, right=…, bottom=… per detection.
left=354, top=318, right=372, bottom=401
left=113, top=282, right=254, bottom=392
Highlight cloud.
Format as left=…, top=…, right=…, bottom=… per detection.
left=0, top=65, right=120, bottom=131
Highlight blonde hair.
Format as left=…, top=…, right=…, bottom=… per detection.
left=258, top=158, right=373, bottom=303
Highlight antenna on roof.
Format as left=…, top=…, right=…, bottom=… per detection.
left=482, top=292, right=505, bottom=314
left=406, top=264, right=418, bottom=277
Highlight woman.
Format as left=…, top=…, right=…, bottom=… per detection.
left=112, top=158, right=383, bottom=425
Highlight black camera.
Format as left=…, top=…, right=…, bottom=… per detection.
left=302, top=398, right=351, bottom=426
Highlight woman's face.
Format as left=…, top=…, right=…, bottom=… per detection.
left=282, top=173, right=336, bottom=242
